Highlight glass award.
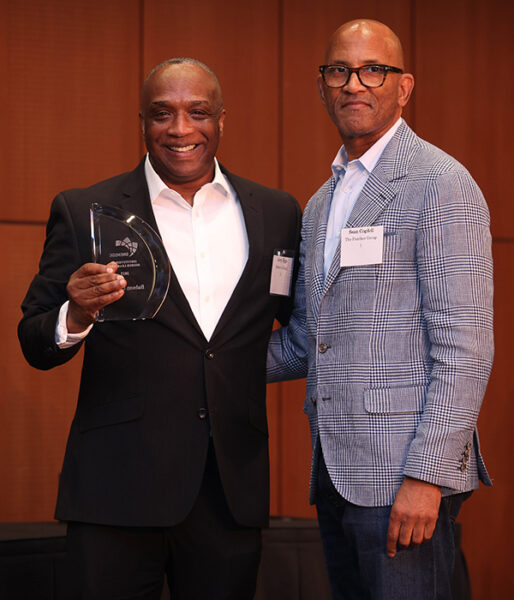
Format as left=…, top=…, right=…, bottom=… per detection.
left=90, top=203, right=171, bottom=321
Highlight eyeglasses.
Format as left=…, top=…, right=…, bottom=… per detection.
left=319, top=64, right=403, bottom=88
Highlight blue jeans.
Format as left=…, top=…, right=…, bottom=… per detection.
left=315, top=452, right=470, bottom=600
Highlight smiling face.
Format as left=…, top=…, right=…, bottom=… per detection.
left=139, top=63, right=225, bottom=196
left=318, top=20, right=414, bottom=159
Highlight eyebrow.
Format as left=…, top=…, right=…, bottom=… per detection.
left=329, top=60, right=382, bottom=65
left=150, top=100, right=210, bottom=106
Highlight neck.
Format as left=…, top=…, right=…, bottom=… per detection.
left=341, top=115, right=402, bottom=161
left=163, top=167, right=216, bottom=206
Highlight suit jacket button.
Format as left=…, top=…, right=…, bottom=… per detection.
left=205, top=349, right=215, bottom=359
left=318, top=343, right=328, bottom=354
left=197, top=408, right=208, bottom=420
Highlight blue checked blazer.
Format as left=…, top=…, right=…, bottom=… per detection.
left=268, top=121, right=494, bottom=507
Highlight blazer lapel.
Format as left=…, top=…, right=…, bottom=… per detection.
left=308, top=178, right=335, bottom=318
left=322, top=122, right=414, bottom=292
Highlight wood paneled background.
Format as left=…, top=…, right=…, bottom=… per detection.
left=1, top=0, right=512, bottom=596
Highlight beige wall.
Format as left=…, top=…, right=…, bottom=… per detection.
left=1, top=0, right=512, bottom=596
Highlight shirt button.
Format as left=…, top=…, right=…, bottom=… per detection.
left=205, top=349, right=215, bottom=360
left=197, top=408, right=208, bottom=420
left=318, top=343, right=328, bottom=354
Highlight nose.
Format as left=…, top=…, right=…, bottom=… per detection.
left=344, top=71, right=366, bottom=92
left=167, top=112, right=194, bottom=137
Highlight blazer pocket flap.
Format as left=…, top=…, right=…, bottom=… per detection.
left=78, top=395, right=144, bottom=432
left=364, top=386, right=425, bottom=414
left=383, top=230, right=401, bottom=253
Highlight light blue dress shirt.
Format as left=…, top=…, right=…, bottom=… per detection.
left=323, top=118, right=403, bottom=278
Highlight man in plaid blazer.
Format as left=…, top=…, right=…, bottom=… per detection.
left=268, top=19, right=494, bottom=599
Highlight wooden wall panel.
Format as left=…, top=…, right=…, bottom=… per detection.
left=413, top=0, right=514, bottom=238
left=0, top=0, right=142, bottom=521
left=142, top=0, right=281, bottom=189
left=0, top=224, right=81, bottom=521
left=0, top=0, right=142, bottom=222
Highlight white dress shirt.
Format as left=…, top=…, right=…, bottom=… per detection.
left=56, top=156, right=248, bottom=345
left=147, top=156, right=248, bottom=340
left=323, top=118, right=402, bottom=277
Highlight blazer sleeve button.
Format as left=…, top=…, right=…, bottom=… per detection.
left=318, top=343, right=328, bottom=354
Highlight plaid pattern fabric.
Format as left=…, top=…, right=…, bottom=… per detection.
left=268, top=122, right=494, bottom=507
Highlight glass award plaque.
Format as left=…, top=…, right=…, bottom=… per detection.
left=90, top=203, right=171, bottom=321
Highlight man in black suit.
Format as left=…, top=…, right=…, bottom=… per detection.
left=18, top=58, right=301, bottom=600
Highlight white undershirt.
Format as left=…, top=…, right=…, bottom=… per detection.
left=56, top=156, right=248, bottom=345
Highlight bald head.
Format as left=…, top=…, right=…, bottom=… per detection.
left=326, top=19, right=405, bottom=70
left=318, top=18, right=414, bottom=160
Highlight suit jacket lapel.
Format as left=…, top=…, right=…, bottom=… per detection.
left=322, top=122, right=414, bottom=292
left=208, top=168, right=264, bottom=343
left=116, top=161, right=267, bottom=343
left=114, top=159, right=206, bottom=338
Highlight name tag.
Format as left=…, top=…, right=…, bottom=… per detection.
left=340, top=226, right=384, bottom=267
left=270, top=250, right=295, bottom=296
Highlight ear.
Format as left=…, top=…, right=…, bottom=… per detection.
left=139, top=112, right=145, bottom=135
left=398, top=73, right=415, bottom=108
left=317, top=75, right=327, bottom=107
left=218, top=109, right=226, bottom=137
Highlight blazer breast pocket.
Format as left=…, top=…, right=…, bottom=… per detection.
left=382, top=230, right=401, bottom=255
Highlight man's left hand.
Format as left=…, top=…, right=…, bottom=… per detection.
left=386, top=477, right=442, bottom=558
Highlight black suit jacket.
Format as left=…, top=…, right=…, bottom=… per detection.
left=18, top=159, right=301, bottom=528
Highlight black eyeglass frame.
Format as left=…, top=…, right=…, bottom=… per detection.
left=318, top=64, right=404, bottom=88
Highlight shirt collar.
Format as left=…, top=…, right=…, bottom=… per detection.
left=144, top=154, right=231, bottom=204
left=331, top=117, right=403, bottom=179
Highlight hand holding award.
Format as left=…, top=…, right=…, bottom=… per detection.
left=90, top=203, right=171, bottom=321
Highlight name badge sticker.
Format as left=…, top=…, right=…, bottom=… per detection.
left=340, top=226, right=384, bottom=267
left=270, top=249, right=295, bottom=296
